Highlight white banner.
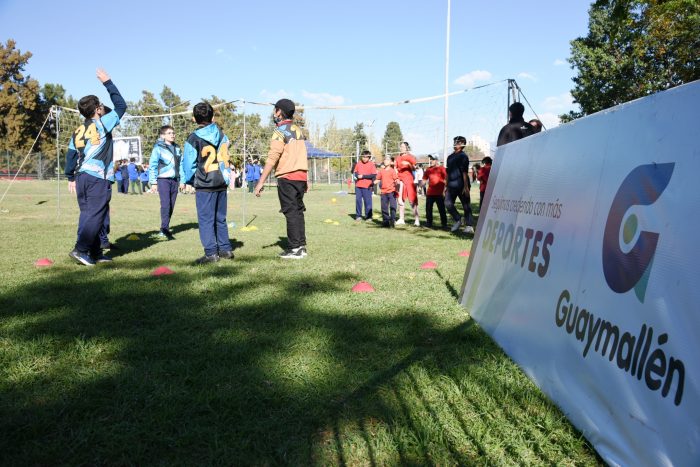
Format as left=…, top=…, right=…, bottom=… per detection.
left=461, top=81, right=700, bottom=466
left=113, top=136, right=142, bottom=164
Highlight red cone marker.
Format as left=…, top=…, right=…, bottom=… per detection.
left=151, top=266, right=175, bottom=276
left=34, top=258, right=54, bottom=267
left=459, top=250, right=470, bottom=257
left=352, top=281, right=375, bottom=292
left=420, top=261, right=437, bottom=269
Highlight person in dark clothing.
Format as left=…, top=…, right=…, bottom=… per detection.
left=496, top=102, right=534, bottom=147
left=445, top=136, right=474, bottom=234
left=119, top=159, right=129, bottom=194
left=64, top=68, right=127, bottom=265
left=181, top=102, right=234, bottom=264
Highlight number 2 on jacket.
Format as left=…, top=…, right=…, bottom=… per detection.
left=202, top=143, right=229, bottom=173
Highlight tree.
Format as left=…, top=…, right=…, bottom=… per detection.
left=160, top=85, right=186, bottom=111
left=563, top=0, right=700, bottom=121
left=0, top=39, right=44, bottom=171
left=381, top=121, right=403, bottom=156
left=465, top=143, right=485, bottom=160
left=42, top=83, right=76, bottom=109
left=352, top=122, right=368, bottom=151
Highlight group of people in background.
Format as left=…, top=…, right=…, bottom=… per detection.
left=353, top=100, right=543, bottom=234
left=114, top=158, right=149, bottom=195
left=352, top=137, right=490, bottom=234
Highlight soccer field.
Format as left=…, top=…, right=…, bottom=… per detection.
left=0, top=180, right=601, bottom=465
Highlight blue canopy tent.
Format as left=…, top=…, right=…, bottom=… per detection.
left=305, top=141, right=342, bottom=185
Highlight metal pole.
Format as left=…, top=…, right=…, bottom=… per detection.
left=443, top=0, right=451, bottom=164
left=507, top=80, right=512, bottom=122
left=242, top=101, right=247, bottom=226
left=55, top=106, right=60, bottom=216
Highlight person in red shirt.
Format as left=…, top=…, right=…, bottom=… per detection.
left=395, top=141, right=420, bottom=226
left=421, top=155, right=447, bottom=228
left=353, top=150, right=377, bottom=221
left=477, top=156, right=492, bottom=210
left=374, top=157, right=400, bottom=227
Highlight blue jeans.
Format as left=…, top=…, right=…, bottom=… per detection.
left=195, top=190, right=231, bottom=256
left=74, top=173, right=111, bottom=254
left=355, top=186, right=373, bottom=219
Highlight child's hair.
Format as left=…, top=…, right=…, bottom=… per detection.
left=78, top=95, right=100, bottom=119
left=400, top=141, right=411, bottom=151
left=160, top=125, right=174, bottom=136
left=193, top=102, right=214, bottom=124
left=482, top=156, right=493, bottom=165
left=361, top=150, right=371, bottom=156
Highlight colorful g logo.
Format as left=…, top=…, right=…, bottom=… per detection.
left=602, top=163, right=674, bottom=303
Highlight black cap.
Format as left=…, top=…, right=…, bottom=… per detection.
left=274, top=99, right=295, bottom=118
left=453, top=136, right=466, bottom=145
left=428, top=154, right=437, bottom=160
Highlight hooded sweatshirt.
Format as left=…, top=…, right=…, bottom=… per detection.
left=181, top=123, right=231, bottom=191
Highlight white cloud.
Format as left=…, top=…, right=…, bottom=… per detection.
left=215, top=48, right=232, bottom=60
left=553, top=59, right=567, bottom=66
left=259, top=89, right=293, bottom=102
left=542, top=93, right=574, bottom=112
left=517, top=72, right=536, bottom=81
left=537, top=112, right=561, bottom=129
left=454, top=70, right=492, bottom=88
left=301, top=90, right=346, bottom=107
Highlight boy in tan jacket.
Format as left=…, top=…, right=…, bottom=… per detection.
left=254, top=99, right=309, bottom=259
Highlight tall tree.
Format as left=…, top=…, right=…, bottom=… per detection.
left=353, top=122, right=368, bottom=151
left=563, top=0, right=700, bottom=121
left=381, top=121, right=403, bottom=156
left=0, top=39, right=43, bottom=170
left=160, top=85, right=186, bottom=111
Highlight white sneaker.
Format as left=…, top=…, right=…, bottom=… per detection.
left=450, top=218, right=463, bottom=232
left=463, top=225, right=475, bottom=234
left=414, top=219, right=420, bottom=227
left=395, top=219, right=406, bottom=225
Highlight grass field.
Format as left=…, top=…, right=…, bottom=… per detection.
left=0, top=180, right=602, bottom=465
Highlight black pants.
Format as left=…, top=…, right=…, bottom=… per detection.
left=425, top=195, right=447, bottom=227
left=158, top=178, right=178, bottom=230
left=74, top=173, right=111, bottom=255
left=380, top=193, right=397, bottom=224
left=445, top=186, right=473, bottom=225
left=277, top=178, right=307, bottom=249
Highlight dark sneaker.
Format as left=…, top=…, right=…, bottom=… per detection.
left=160, top=228, right=175, bottom=240
left=219, top=250, right=234, bottom=260
left=279, top=246, right=307, bottom=259
left=195, top=254, right=219, bottom=265
left=69, top=249, right=96, bottom=266
left=93, top=253, right=113, bottom=263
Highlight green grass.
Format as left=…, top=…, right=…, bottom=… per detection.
left=0, top=180, right=602, bottom=465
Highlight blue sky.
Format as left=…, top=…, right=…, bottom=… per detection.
left=1, top=0, right=592, bottom=153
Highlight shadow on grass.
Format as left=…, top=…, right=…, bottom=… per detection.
left=0, top=258, right=602, bottom=465
left=109, top=222, right=199, bottom=258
